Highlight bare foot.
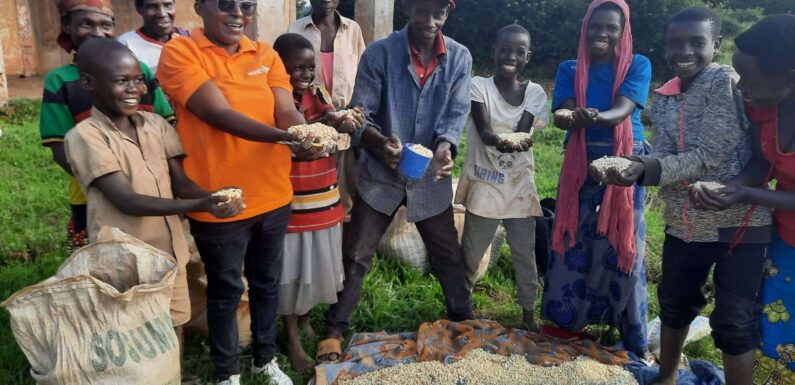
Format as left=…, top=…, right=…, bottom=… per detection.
left=522, top=309, right=539, bottom=333
left=298, top=314, right=317, bottom=339
left=286, top=341, right=314, bottom=372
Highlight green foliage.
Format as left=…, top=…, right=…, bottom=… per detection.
left=0, top=99, right=42, bottom=126
left=327, top=0, right=771, bottom=80
left=0, top=119, right=68, bottom=260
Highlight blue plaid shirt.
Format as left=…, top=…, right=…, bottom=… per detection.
left=350, top=28, right=472, bottom=222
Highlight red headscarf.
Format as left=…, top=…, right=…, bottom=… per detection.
left=56, top=0, right=114, bottom=53
left=552, top=0, right=637, bottom=274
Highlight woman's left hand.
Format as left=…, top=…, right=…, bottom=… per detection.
left=571, top=107, right=599, bottom=129
left=292, top=134, right=326, bottom=160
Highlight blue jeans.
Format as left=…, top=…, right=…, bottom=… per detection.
left=189, top=205, right=291, bottom=380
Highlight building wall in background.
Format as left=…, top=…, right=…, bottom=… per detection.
left=0, top=0, right=297, bottom=76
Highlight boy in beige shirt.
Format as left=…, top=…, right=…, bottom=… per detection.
left=64, top=38, right=243, bottom=362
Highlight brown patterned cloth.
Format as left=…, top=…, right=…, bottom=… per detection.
left=313, top=319, right=632, bottom=385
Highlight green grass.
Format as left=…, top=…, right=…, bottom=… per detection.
left=0, top=99, right=720, bottom=385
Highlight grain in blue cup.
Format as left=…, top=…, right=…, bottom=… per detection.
left=399, top=143, right=433, bottom=179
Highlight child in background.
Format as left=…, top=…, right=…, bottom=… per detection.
left=41, top=0, right=175, bottom=254
left=287, top=0, right=367, bottom=215
left=542, top=0, right=652, bottom=357
left=690, top=14, right=795, bottom=385
left=598, top=8, right=771, bottom=385
left=272, top=33, right=363, bottom=371
left=64, top=38, right=244, bottom=376
left=454, top=24, right=548, bottom=331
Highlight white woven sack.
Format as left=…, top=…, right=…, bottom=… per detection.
left=1, top=227, right=181, bottom=385
left=377, top=206, right=429, bottom=273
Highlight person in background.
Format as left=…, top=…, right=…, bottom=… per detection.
left=157, top=0, right=325, bottom=384
left=454, top=24, right=548, bottom=332
left=541, top=0, right=653, bottom=358
left=690, top=14, right=795, bottom=385
left=64, top=38, right=244, bottom=383
left=40, top=0, right=174, bottom=255
left=272, top=32, right=363, bottom=371
left=117, top=0, right=190, bottom=74
left=287, top=0, right=367, bottom=216
left=315, top=0, right=473, bottom=364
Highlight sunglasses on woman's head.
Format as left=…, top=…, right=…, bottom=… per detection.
left=216, top=0, right=257, bottom=16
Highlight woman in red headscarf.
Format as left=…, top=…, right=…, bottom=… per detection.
left=540, top=0, right=652, bottom=357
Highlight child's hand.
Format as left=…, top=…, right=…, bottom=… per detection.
left=432, top=142, right=454, bottom=181
left=571, top=107, right=599, bottom=129
left=690, top=183, right=745, bottom=210
left=602, top=160, right=644, bottom=186
left=381, top=135, right=403, bottom=169
left=327, top=107, right=365, bottom=134
left=495, top=137, right=516, bottom=153
left=205, top=191, right=245, bottom=218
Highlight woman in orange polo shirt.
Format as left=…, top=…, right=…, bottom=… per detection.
left=157, top=1, right=322, bottom=384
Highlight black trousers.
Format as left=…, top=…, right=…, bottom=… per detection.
left=326, top=196, right=473, bottom=335
left=189, top=205, right=291, bottom=380
left=657, top=234, right=767, bottom=355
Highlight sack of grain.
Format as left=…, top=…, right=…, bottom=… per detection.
left=1, top=227, right=181, bottom=385
left=182, top=221, right=252, bottom=347
left=377, top=206, right=429, bottom=273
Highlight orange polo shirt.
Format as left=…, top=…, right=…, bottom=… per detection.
left=409, top=32, right=447, bottom=87
left=158, top=29, right=294, bottom=222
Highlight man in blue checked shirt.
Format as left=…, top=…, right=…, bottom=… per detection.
left=316, top=0, right=473, bottom=363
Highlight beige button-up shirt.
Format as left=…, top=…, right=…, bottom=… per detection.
left=64, top=108, right=190, bottom=266
left=287, top=12, right=366, bottom=108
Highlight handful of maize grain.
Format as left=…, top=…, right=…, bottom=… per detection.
left=288, top=123, right=339, bottom=147
left=590, top=156, right=633, bottom=180
left=692, top=181, right=726, bottom=193
left=337, top=109, right=360, bottom=119
left=555, top=109, right=574, bottom=120
left=498, top=132, right=533, bottom=151
left=409, top=143, right=434, bottom=158
left=212, top=187, right=243, bottom=207
left=338, top=349, right=639, bottom=385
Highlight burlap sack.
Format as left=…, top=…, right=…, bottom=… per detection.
left=182, top=221, right=252, bottom=347
left=1, top=227, right=181, bottom=385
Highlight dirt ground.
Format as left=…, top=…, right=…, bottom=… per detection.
left=7, top=75, right=44, bottom=99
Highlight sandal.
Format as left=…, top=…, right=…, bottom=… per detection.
left=315, top=336, right=343, bottom=363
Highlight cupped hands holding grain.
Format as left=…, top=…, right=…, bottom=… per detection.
left=327, top=106, right=365, bottom=134
left=689, top=181, right=745, bottom=211
left=554, top=109, right=575, bottom=129
left=207, top=187, right=246, bottom=218
left=589, top=156, right=644, bottom=186
left=288, top=123, right=339, bottom=159
left=555, top=108, right=599, bottom=130
left=496, top=132, right=533, bottom=153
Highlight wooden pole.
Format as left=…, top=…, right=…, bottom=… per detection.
left=355, top=0, right=395, bottom=45
left=251, top=0, right=296, bottom=44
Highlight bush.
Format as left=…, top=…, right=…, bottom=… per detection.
left=336, top=0, right=766, bottom=80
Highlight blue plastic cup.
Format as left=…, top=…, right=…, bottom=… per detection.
left=398, top=143, right=433, bottom=180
